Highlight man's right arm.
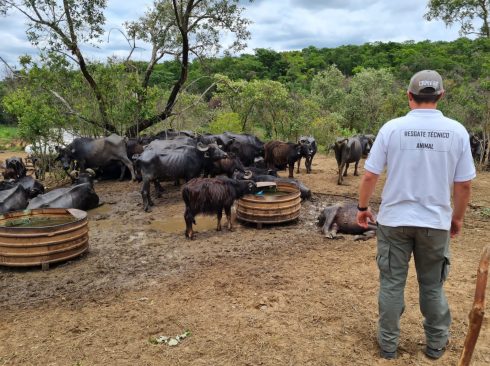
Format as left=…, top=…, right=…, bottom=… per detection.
left=451, top=180, right=472, bottom=238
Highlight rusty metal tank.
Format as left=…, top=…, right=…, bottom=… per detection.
left=0, top=208, right=89, bottom=268
left=236, top=181, right=301, bottom=228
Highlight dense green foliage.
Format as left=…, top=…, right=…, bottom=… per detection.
left=1, top=37, right=489, bottom=158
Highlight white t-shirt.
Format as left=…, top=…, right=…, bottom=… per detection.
left=365, top=109, right=476, bottom=230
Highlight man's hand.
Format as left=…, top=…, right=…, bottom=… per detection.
left=357, top=209, right=375, bottom=229
left=450, top=217, right=463, bottom=238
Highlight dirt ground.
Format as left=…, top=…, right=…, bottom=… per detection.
left=0, top=152, right=489, bottom=366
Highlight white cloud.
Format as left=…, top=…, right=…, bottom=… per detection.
left=0, top=0, right=465, bottom=69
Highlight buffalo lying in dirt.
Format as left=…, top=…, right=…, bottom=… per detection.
left=318, top=203, right=377, bottom=240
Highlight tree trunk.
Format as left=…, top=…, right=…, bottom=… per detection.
left=457, top=245, right=490, bottom=366
left=125, top=1, right=192, bottom=137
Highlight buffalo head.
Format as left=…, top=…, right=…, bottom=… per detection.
left=55, top=145, right=75, bottom=171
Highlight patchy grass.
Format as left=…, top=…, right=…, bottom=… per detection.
left=0, top=125, right=19, bottom=139
left=480, top=207, right=490, bottom=219
left=0, top=125, right=24, bottom=151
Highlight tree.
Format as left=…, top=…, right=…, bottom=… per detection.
left=310, top=65, right=347, bottom=113
left=344, top=68, right=399, bottom=133
left=0, top=0, right=251, bottom=136
left=0, top=0, right=117, bottom=133
left=425, top=0, right=490, bottom=38
left=123, top=0, right=251, bottom=136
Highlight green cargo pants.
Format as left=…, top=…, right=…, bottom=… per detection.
left=376, top=224, right=451, bottom=353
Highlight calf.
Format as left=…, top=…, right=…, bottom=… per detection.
left=182, top=176, right=257, bottom=239
left=296, top=136, right=317, bottom=174
left=264, top=141, right=306, bottom=178
left=333, top=137, right=362, bottom=185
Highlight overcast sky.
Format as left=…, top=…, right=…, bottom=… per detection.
left=0, top=0, right=463, bottom=69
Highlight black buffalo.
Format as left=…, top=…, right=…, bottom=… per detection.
left=0, top=185, right=29, bottom=214
left=333, top=137, right=362, bottom=185
left=318, top=203, right=377, bottom=240
left=136, top=142, right=228, bottom=211
left=296, top=136, right=317, bottom=174
left=356, top=134, right=376, bottom=158
left=182, top=176, right=257, bottom=239
left=27, top=169, right=99, bottom=211
left=205, top=153, right=248, bottom=178
left=3, top=157, right=27, bottom=180
left=200, top=132, right=265, bottom=166
left=264, top=140, right=306, bottom=178
left=0, top=176, right=45, bottom=199
left=56, top=134, right=136, bottom=181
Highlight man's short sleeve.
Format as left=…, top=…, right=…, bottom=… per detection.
left=364, top=130, right=386, bottom=175
left=454, top=134, right=476, bottom=182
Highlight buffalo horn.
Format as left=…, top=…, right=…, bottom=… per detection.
left=85, top=168, right=96, bottom=177
left=197, top=142, right=209, bottom=152
left=69, top=170, right=79, bottom=179
left=243, top=170, right=253, bottom=180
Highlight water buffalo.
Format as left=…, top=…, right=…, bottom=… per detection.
left=55, top=134, right=136, bottom=181
left=200, top=133, right=265, bottom=166
left=205, top=153, right=247, bottom=178
left=3, top=157, right=27, bottom=180
left=318, top=203, right=377, bottom=240
left=0, top=176, right=45, bottom=199
left=0, top=185, right=29, bottom=214
left=264, top=140, right=306, bottom=178
left=296, top=136, right=317, bottom=174
left=356, top=134, right=376, bottom=158
left=182, top=175, right=256, bottom=239
left=136, top=142, right=228, bottom=211
left=27, top=169, right=99, bottom=211
left=333, top=137, right=362, bottom=185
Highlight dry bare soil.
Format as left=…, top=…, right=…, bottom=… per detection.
left=0, top=153, right=489, bottom=366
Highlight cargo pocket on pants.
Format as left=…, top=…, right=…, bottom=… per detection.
left=441, top=256, right=450, bottom=282
left=376, top=242, right=391, bottom=275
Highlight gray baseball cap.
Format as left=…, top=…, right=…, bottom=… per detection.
left=408, top=70, right=444, bottom=95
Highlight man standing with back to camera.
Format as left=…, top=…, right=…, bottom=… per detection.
left=356, top=70, right=476, bottom=360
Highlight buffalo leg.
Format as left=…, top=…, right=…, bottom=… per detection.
left=288, top=164, right=294, bottom=178
left=216, top=209, right=223, bottom=231
left=184, top=207, right=194, bottom=239
left=306, top=156, right=312, bottom=173
left=296, top=158, right=301, bottom=174
left=225, top=206, right=233, bottom=231
left=338, top=163, right=344, bottom=185
left=118, top=162, right=126, bottom=181
left=121, top=156, right=136, bottom=181
left=154, top=181, right=164, bottom=198
left=141, top=179, right=153, bottom=212
left=343, top=163, right=349, bottom=176
left=319, top=205, right=341, bottom=237
left=354, top=160, right=359, bottom=176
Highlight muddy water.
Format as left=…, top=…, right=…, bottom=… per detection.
left=1, top=215, right=77, bottom=228
left=150, top=213, right=237, bottom=234
left=87, top=204, right=112, bottom=217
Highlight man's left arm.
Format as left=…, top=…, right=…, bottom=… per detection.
left=451, top=180, right=472, bottom=238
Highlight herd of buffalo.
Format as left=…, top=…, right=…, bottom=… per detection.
left=2, top=128, right=480, bottom=239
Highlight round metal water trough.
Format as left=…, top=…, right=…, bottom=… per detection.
left=0, top=208, right=89, bottom=268
left=236, top=181, right=301, bottom=228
